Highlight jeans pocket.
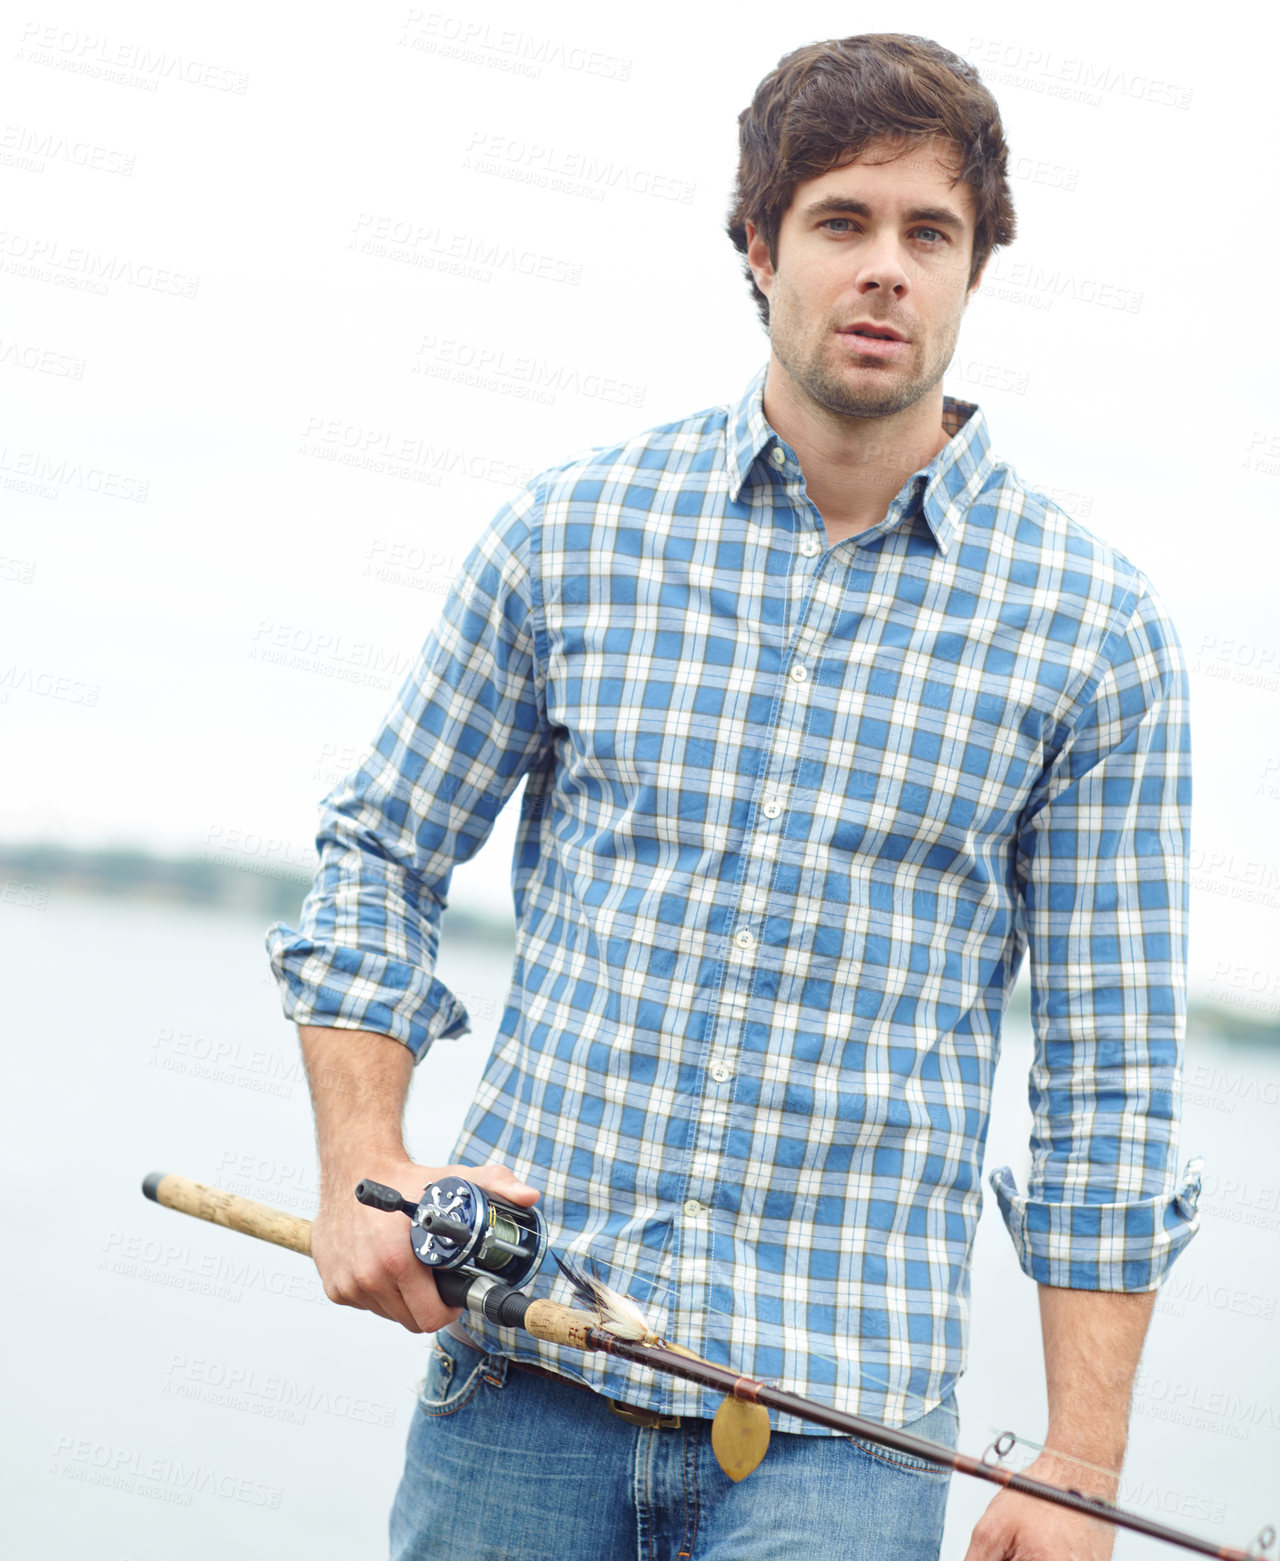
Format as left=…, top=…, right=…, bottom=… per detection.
left=844, top=1395, right=958, bottom=1479
left=845, top=1437, right=952, bottom=1479
left=416, top=1334, right=489, bottom=1419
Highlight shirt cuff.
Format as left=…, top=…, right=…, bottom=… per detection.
left=265, top=926, right=472, bottom=1059
left=989, top=1158, right=1203, bottom=1290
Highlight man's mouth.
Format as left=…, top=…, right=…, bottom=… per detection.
left=840, top=322, right=907, bottom=342
left=836, top=322, right=909, bottom=359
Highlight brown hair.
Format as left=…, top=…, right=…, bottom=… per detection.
left=726, top=34, right=1016, bottom=327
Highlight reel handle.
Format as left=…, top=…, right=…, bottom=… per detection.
left=354, top=1177, right=488, bottom=1246
left=353, top=1178, right=418, bottom=1218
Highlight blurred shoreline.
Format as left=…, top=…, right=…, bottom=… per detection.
left=3, top=839, right=1275, bottom=1047
left=0, top=838, right=515, bottom=945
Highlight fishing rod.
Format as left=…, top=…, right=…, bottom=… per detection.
left=141, top=1170, right=1275, bottom=1560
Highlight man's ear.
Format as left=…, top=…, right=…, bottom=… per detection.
left=744, top=219, right=774, bottom=298
left=966, top=256, right=988, bottom=299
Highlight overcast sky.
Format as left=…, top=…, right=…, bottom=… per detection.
left=4, top=0, right=1278, bottom=999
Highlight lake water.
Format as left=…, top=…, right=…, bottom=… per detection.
left=5, top=890, right=1277, bottom=1557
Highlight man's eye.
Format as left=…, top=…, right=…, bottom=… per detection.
left=822, top=218, right=856, bottom=233
left=914, top=228, right=946, bottom=244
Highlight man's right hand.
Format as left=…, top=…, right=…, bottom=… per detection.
left=309, top=1158, right=541, bottom=1334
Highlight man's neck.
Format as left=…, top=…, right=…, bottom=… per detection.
left=761, top=360, right=951, bottom=544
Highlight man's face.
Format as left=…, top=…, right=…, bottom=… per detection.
left=746, top=137, right=981, bottom=421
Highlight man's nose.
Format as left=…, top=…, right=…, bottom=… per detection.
left=854, top=235, right=909, bottom=296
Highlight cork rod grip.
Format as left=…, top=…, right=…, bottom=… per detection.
left=521, top=1297, right=599, bottom=1350
left=142, top=1171, right=314, bottom=1257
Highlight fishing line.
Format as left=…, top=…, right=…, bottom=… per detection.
left=141, top=1171, right=1277, bottom=1559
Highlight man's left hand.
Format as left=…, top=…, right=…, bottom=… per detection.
left=963, top=1455, right=1116, bottom=1561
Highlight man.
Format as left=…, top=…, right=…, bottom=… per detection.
left=268, top=33, right=1200, bottom=1561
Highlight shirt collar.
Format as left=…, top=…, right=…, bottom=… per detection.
left=724, top=362, right=995, bottom=556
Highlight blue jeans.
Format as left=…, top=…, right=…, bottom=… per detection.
left=390, top=1327, right=956, bottom=1560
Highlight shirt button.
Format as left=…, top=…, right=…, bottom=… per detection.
left=683, top=1199, right=704, bottom=1217
left=761, top=796, right=782, bottom=819
left=799, top=537, right=821, bottom=557
left=789, top=663, right=808, bottom=683
left=710, top=1062, right=732, bottom=1083
left=769, top=446, right=787, bottom=467
left=733, top=927, right=755, bottom=949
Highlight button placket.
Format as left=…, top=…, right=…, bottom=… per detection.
left=697, top=570, right=824, bottom=1251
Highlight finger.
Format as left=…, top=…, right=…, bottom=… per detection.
left=468, top=1161, right=540, bottom=1204
left=351, top=1279, right=425, bottom=1333
left=323, top=1250, right=421, bottom=1331
left=324, top=1283, right=392, bottom=1324
left=960, top=1511, right=1006, bottom=1561
left=400, top=1271, right=460, bottom=1335
left=372, top=1245, right=456, bottom=1334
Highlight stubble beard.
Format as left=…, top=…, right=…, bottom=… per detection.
left=769, top=294, right=959, bottom=423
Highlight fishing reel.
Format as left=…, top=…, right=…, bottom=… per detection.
left=354, top=1174, right=546, bottom=1305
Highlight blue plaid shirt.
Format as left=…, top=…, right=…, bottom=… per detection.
left=268, top=365, right=1201, bottom=1432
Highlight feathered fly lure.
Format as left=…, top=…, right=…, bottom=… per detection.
left=551, top=1251, right=664, bottom=1343
left=552, top=1251, right=775, bottom=1481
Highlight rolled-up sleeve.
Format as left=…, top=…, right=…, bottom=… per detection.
left=991, top=577, right=1202, bottom=1289
left=265, top=480, right=550, bottom=1058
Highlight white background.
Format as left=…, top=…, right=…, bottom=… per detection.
left=4, top=1, right=1278, bottom=1555
left=4, top=0, right=1279, bottom=1002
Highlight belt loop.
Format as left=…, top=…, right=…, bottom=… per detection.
left=482, top=1352, right=510, bottom=1390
